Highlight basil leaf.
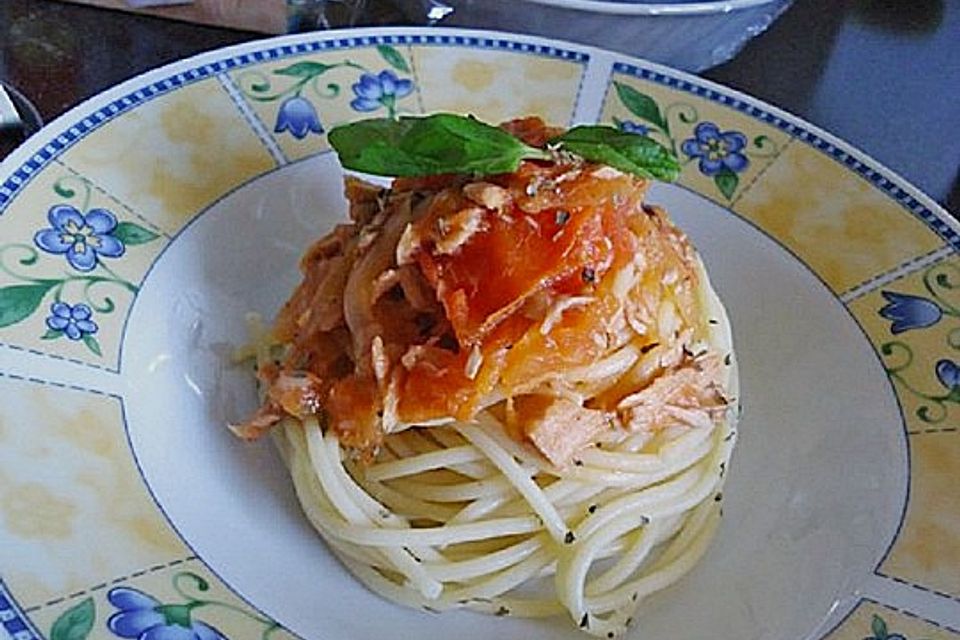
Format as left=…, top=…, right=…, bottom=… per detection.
left=328, top=114, right=547, bottom=177
left=553, top=125, right=680, bottom=182
left=328, top=114, right=680, bottom=182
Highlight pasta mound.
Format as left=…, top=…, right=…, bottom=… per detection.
left=234, top=117, right=738, bottom=637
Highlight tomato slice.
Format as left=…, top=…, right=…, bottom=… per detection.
left=414, top=163, right=640, bottom=348
left=326, top=374, right=381, bottom=450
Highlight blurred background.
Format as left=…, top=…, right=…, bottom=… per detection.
left=0, top=0, right=957, bottom=212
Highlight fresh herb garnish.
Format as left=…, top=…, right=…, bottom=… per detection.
left=327, top=113, right=679, bottom=181
left=551, top=125, right=680, bottom=182
left=327, top=113, right=548, bottom=178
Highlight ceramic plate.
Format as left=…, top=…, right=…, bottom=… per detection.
left=0, top=28, right=957, bottom=640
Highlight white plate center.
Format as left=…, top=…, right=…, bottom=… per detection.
left=121, top=157, right=907, bottom=640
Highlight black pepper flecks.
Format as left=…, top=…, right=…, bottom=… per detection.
left=582, top=266, right=597, bottom=284
left=580, top=614, right=590, bottom=629
left=415, top=312, right=437, bottom=336
left=495, top=606, right=510, bottom=617
left=555, top=210, right=571, bottom=226
left=437, top=333, right=460, bottom=353
left=564, top=531, right=576, bottom=544
left=640, top=342, right=660, bottom=354
left=386, top=283, right=405, bottom=301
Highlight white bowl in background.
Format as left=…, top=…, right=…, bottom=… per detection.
left=393, top=0, right=793, bottom=71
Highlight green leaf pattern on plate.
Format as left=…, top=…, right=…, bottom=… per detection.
left=0, top=282, right=58, bottom=329
left=614, top=82, right=667, bottom=132
left=50, top=597, right=95, bottom=640
left=863, top=614, right=932, bottom=640
left=611, top=81, right=781, bottom=201
left=714, top=167, right=739, bottom=200
left=113, top=221, right=160, bottom=247
left=377, top=44, right=411, bottom=74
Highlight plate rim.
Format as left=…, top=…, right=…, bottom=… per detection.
left=0, top=25, right=955, bottom=241
left=0, top=24, right=957, bottom=640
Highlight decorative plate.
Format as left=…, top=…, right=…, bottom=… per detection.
left=0, top=28, right=957, bottom=640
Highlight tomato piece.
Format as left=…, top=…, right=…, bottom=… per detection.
left=396, top=345, right=474, bottom=422
left=326, top=375, right=381, bottom=449
left=414, top=182, right=622, bottom=346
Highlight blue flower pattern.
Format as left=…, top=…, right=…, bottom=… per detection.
left=34, top=204, right=125, bottom=271
left=274, top=96, right=324, bottom=140
left=45, top=302, right=97, bottom=340
left=681, top=122, right=749, bottom=176
left=879, top=291, right=943, bottom=334
left=876, top=264, right=960, bottom=424
left=107, top=588, right=227, bottom=640
left=350, top=70, right=413, bottom=113
left=935, top=359, right=960, bottom=391
left=617, top=120, right=650, bottom=136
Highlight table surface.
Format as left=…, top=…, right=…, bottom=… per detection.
left=1, top=0, right=957, bottom=213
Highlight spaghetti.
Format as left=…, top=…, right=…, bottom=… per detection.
left=234, top=117, right=738, bottom=637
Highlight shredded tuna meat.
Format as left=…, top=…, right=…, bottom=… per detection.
left=236, top=117, right=725, bottom=465
left=510, top=395, right=611, bottom=468
left=618, top=353, right=728, bottom=434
